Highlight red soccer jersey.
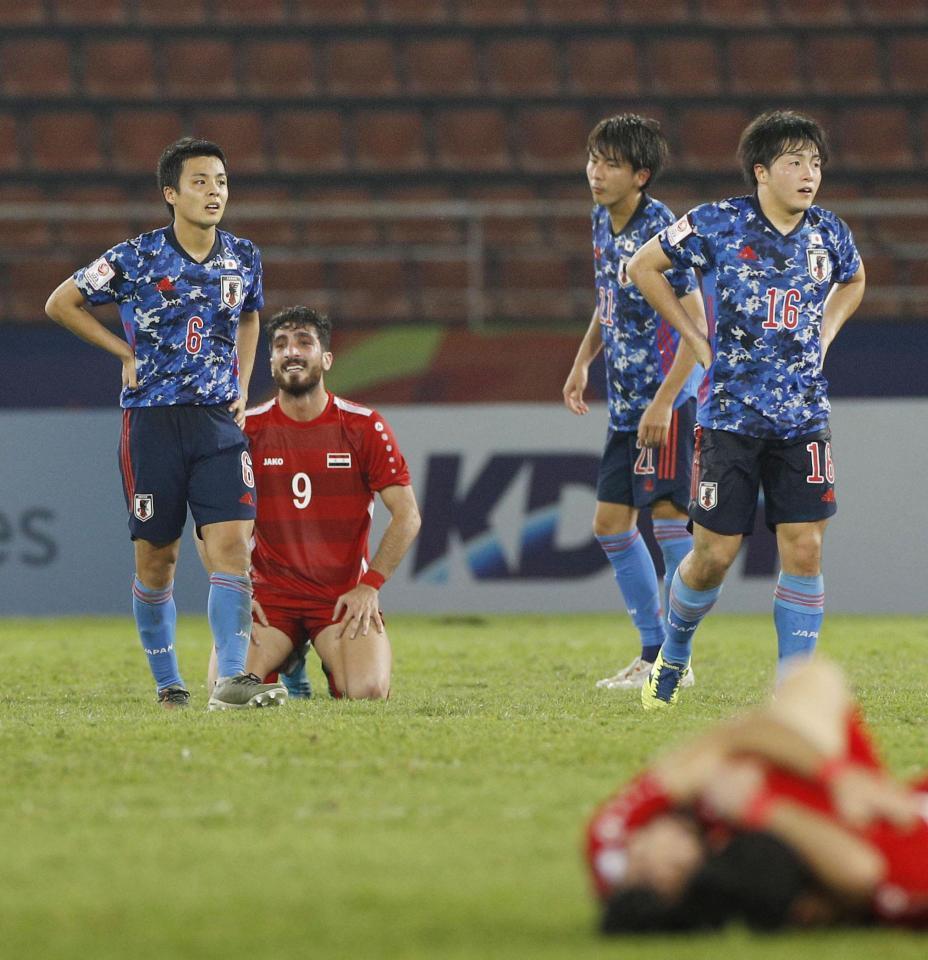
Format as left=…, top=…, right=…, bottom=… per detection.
left=244, top=393, right=411, bottom=604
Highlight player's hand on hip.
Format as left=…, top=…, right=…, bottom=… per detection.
left=251, top=597, right=269, bottom=632
left=121, top=353, right=138, bottom=390
left=638, top=399, right=672, bottom=449
left=229, top=394, right=247, bottom=428
left=333, top=585, right=385, bottom=640
left=562, top=367, right=589, bottom=415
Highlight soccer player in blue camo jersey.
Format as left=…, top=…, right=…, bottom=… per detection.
left=563, top=115, right=707, bottom=691
left=628, top=110, right=866, bottom=709
left=45, top=137, right=287, bottom=711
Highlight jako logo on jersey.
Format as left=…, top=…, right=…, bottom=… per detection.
left=327, top=453, right=352, bottom=469
left=221, top=275, right=243, bottom=308
left=133, top=493, right=154, bottom=522
left=698, top=482, right=718, bottom=510
left=263, top=457, right=284, bottom=466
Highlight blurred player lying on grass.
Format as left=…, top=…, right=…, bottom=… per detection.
left=587, top=657, right=928, bottom=932
left=198, top=306, right=421, bottom=700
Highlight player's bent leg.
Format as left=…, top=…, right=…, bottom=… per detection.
left=774, top=520, right=828, bottom=675
left=314, top=622, right=392, bottom=700
left=245, top=622, right=298, bottom=681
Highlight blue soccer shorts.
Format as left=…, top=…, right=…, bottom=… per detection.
left=596, top=398, right=696, bottom=511
left=689, top=426, right=837, bottom=535
left=118, top=404, right=257, bottom=542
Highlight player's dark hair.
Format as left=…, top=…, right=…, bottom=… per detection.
left=737, top=110, right=829, bottom=187
left=157, top=137, right=227, bottom=218
left=586, top=114, right=669, bottom=188
left=266, top=306, right=332, bottom=352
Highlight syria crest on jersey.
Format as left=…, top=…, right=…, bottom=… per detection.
left=698, top=482, right=718, bottom=511
left=806, top=248, right=832, bottom=284
left=221, top=274, right=243, bottom=308
left=133, top=493, right=154, bottom=522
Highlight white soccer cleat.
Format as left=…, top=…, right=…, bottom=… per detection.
left=597, top=655, right=695, bottom=690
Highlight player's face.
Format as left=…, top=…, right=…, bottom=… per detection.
left=623, top=815, right=706, bottom=899
left=164, top=155, right=228, bottom=229
left=586, top=150, right=648, bottom=209
left=755, top=145, right=822, bottom=216
left=270, top=324, right=332, bottom=397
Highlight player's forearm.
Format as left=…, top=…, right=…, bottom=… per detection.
left=629, top=265, right=706, bottom=356
left=821, top=266, right=866, bottom=356
left=235, top=311, right=261, bottom=395
left=652, top=291, right=704, bottom=404
left=720, top=713, right=831, bottom=779
left=45, top=284, right=132, bottom=362
left=757, top=800, right=885, bottom=902
left=572, top=310, right=603, bottom=371
left=368, top=503, right=421, bottom=580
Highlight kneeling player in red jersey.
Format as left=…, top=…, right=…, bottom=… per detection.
left=203, top=306, right=421, bottom=700
left=587, top=658, right=928, bottom=932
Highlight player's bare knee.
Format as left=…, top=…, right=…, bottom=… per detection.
left=345, top=677, right=390, bottom=700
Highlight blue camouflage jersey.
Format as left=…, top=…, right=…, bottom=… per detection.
left=593, top=195, right=700, bottom=432
left=658, top=195, right=861, bottom=439
left=74, top=226, right=264, bottom=408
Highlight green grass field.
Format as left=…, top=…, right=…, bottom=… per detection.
left=3, top=614, right=928, bottom=959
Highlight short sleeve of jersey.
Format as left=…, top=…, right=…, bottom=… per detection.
left=242, top=243, right=264, bottom=312
left=830, top=214, right=862, bottom=285
left=359, top=411, right=411, bottom=492
left=73, top=241, right=137, bottom=306
left=658, top=204, right=716, bottom=273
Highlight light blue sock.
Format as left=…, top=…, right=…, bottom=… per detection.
left=663, top=569, right=722, bottom=665
left=597, top=530, right=665, bottom=662
left=652, top=518, right=693, bottom=613
left=132, top=577, right=183, bottom=691
left=774, top=572, right=824, bottom=676
left=208, top=572, right=252, bottom=678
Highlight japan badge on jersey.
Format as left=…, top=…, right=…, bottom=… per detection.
left=807, top=248, right=832, bottom=284
left=221, top=274, right=243, bottom=308
left=86, top=257, right=116, bottom=291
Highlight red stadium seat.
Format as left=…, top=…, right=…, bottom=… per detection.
left=807, top=37, right=881, bottom=94
left=0, top=185, right=52, bottom=252
left=1, top=39, right=72, bottom=96
left=224, top=185, right=298, bottom=246
left=0, top=0, right=46, bottom=23
left=485, top=39, right=560, bottom=95
left=381, top=184, right=463, bottom=244
left=646, top=38, right=722, bottom=95
left=377, top=0, right=451, bottom=22
left=291, top=0, right=370, bottom=22
left=213, top=0, right=288, bottom=22
left=416, top=260, right=472, bottom=323
left=676, top=106, right=751, bottom=172
left=333, top=259, right=414, bottom=323
left=434, top=108, right=511, bottom=171
left=9, top=258, right=78, bottom=323
left=110, top=110, right=184, bottom=174
left=241, top=41, right=317, bottom=97
left=857, top=0, right=928, bottom=22
left=466, top=184, right=544, bottom=245
left=698, top=0, right=771, bottom=24
left=326, top=39, right=399, bottom=95
left=301, top=186, right=379, bottom=245
left=616, top=0, right=692, bottom=23
left=189, top=110, right=266, bottom=174
left=728, top=37, right=802, bottom=94
left=161, top=40, right=237, bottom=98
left=888, top=37, right=928, bottom=92
left=565, top=39, right=640, bottom=95
left=836, top=106, right=915, bottom=170
left=31, top=112, right=104, bottom=172
left=50, top=0, right=127, bottom=22
left=83, top=39, right=157, bottom=99
left=0, top=112, right=18, bottom=172
left=776, top=0, right=851, bottom=24
left=136, top=0, right=207, bottom=24
left=516, top=107, right=591, bottom=172
left=54, top=185, right=135, bottom=250
left=534, top=0, right=611, bottom=23
left=261, top=258, right=328, bottom=300
left=455, top=0, right=529, bottom=23
left=354, top=110, right=428, bottom=171
left=272, top=110, right=347, bottom=173
left=405, top=38, right=480, bottom=94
